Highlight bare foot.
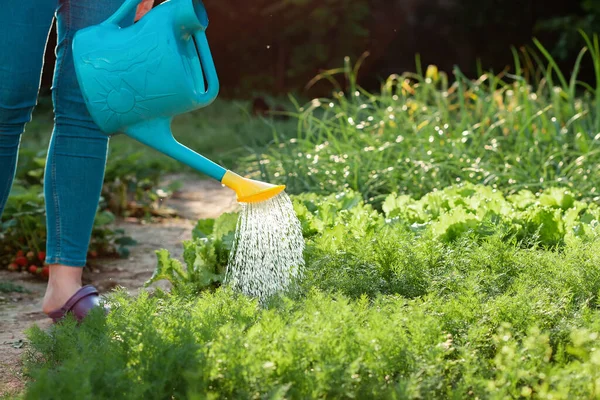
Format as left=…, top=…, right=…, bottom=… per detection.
left=42, top=264, right=84, bottom=315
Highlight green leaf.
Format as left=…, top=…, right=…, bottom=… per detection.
left=27, top=169, right=44, bottom=179
left=381, top=193, right=400, bottom=217
left=182, top=238, right=225, bottom=290
left=95, top=211, right=116, bottom=227
left=431, top=206, right=480, bottom=241
left=507, top=190, right=538, bottom=210
left=220, top=232, right=235, bottom=253
left=167, top=180, right=183, bottom=192
left=539, top=188, right=575, bottom=210
left=213, top=212, right=239, bottom=239
left=337, top=192, right=362, bottom=210
left=192, top=219, right=215, bottom=239
left=1, top=219, right=18, bottom=229
left=145, top=249, right=187, bottom=288
left=382, top=193, right=414, bottom=218
left=114, top=236, right=138, bottom=246
left=182, top=239, right=199, bottom=268
left=192, top=244, right=224, bottom=288
left=524, top=207, right=565, bottom=246
left=117, top=247, right=130, bottom=259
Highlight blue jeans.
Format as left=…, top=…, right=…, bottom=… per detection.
left=0, top=0, right=134, bottom=266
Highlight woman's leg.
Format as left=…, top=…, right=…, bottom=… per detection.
left=0, top=1, right=57, bottom=216
left=42, top=0, right=135, bottom=313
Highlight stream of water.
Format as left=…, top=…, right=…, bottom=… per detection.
left=225, top=192, right=305, bottom=302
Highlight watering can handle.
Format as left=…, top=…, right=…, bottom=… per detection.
left=193, top=30, right=220, bottom=101
left=105, top=0, right=145, bottom=26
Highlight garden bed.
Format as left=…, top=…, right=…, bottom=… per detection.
left=6, top=39, right=600, bottom=399
left=22, top=188, right=600, bottom=399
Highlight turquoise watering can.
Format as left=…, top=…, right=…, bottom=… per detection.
left=72, top=0, right=284, bottom=203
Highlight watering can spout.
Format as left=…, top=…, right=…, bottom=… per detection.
left=72, top=0, right=285, bottom=203
left=221, top=171, right=286, bottom=203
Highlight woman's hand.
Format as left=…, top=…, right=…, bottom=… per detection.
left=135, top=0, right=154, bottom=21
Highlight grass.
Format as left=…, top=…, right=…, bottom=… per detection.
left=242, top=39, right=600, bottom=206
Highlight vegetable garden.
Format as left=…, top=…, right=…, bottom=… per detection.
left=3, top=37, right=600, bottom=399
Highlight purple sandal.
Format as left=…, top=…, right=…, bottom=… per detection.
left=46, top=285, right=108, bottom=323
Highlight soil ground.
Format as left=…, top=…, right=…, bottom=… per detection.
left=0, top=174, right=238, bottom=397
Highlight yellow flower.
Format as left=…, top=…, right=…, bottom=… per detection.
left=426, top=65, right=439, bottom=82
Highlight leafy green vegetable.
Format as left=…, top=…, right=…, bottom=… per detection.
left=382, top=183, right=599, bottom=247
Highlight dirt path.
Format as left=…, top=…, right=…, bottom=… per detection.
left=0, top=174, right=238, bottom=397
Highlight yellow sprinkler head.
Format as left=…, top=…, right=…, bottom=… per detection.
left=221, top=171, right=286, bottom=203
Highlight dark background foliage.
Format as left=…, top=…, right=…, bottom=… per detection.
left=40, top=0, right=593, bottom=97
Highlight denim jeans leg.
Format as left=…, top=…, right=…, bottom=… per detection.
left=0, top=1, right=57, bottom=216
left=44, top=0, right=134, bottom=266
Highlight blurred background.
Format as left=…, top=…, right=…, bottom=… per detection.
left=39, top=0, right=596, bottom=98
